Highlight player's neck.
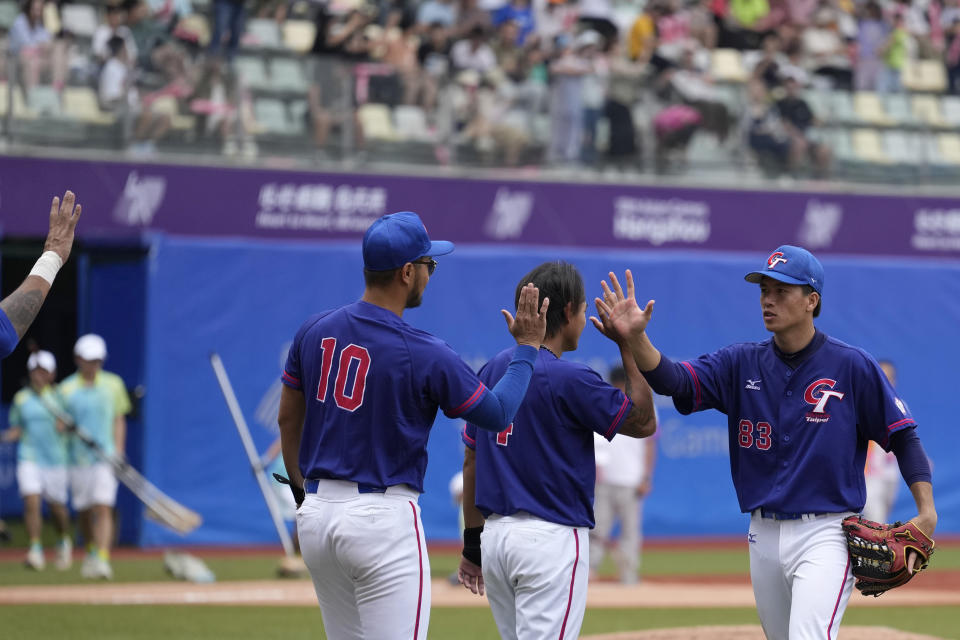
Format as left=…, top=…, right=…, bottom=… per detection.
left=541, top=335, right=565, bottom=358
left=772, top=322, right=816, bottom=355
left=361, top=289, right=406, bottom=317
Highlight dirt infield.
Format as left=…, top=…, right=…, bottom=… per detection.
left=1, top=574, right=958, bottom=609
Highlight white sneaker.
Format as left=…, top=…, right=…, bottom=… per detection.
left=25, top=547, right=45, bottom=571
left=55, top=540, right=73, bottom=570
left=93, top=557, right=113, bottom=580
left=80, top=554, right=98, bottom=578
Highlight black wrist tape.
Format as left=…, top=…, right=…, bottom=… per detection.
left=462, top=525, right=483, bottom=567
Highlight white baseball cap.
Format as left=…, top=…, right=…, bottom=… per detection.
left=27, top=350, right=57, bottom=373
left=74, top=334, right=108, bottom=361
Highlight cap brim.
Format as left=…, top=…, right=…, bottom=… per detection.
left=744, top=271, right=808, bottom=286
left=427, top=240, right=455, bottom=257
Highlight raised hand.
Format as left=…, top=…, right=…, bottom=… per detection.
left=503, top=283, right=549, bottom=348
left=590, top=270, right=654, bottom=345
left=44, top=190, right=82, bottom=264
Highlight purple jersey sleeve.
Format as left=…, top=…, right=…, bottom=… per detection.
left=0, top=308, right=17, bottom=358
left=855, top=352, right=917, bottom=448
left=555, top=362, right=633, bottom=440
left=281, top=314, right=326, bottom=391
left=674, top=346, right=738, bottom=415
left=418, top=340, right=486, bottom=419
left=462, top=422, right=477, bottom=450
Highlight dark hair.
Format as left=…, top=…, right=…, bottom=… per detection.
left=364, top=267, right=400, bottom=289
left=514, top=261, right=584, bottom=339
left=608, top=365, right=626, bottom=386
left=802, top=285, right=821, bottom=318
left=107, top=35, right=126, bottom=57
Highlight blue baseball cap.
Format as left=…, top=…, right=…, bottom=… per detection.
left=362, top=211, right=455, bottom=271
left=744, top=245, right=824, bottom=295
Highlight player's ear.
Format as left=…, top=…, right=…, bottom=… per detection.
left=399, top=262, right=415, bottom=285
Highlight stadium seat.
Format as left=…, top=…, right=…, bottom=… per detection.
left=253, top=97, right=294, bottom=134
left=62, top=87, right=116, bottom=124
left=0, top=82, right=33, bottom=118
left=174, top=14, right=212, bottom=47
left=60, top=4, right=98, bottom=38
left=43, top=1, right=59, bottom=34
left=0, top=1, right=19, bottom=30
left=911, top=95, right=948, bottom=128
left=805, top=91, right=834, bottom=124
left=283, top=20, right=317, bottom=53
left=853, top=92, right=893, bottom=126
left=883, top=130, right=921, bottom=164
left=941, top=96, right=960, bottom=125
left=393, top=105, right=432, bottom=142
left=358, top=103, right=398, bottom=140
left=243, top=18, right=282, bottom=49
left=830, top=129, right=855, bottom=161
left=883, top=94, right=919, bottom=127
left=270, top=58, right=308, bottom=93
left=902, top=59, right=947, bottom=93
left=150, top=95, right=195, bottom=130
left=288, top=98, right=309, bottom=128
left=851, top=128, right=891, bottom=163
left=937, top=133, right=960, bottom=165
left=235, top=56, right=270, bottom=91
left=27, top=85, right=61, bottom=117
left=830, top=91, right=857, bottom=125
left=710, top=49, right=748, bottom=83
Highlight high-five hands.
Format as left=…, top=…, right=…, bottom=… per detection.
left=504, top=283, right=549, bottom=348
left=590, top=270, right=654, bottom=345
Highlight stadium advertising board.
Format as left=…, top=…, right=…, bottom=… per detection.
left=1, top=155, right=958, bottom=259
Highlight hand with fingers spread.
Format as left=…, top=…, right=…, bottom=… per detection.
left=589, top=270, right=654, bottom=346
left=43, top=190, right=82, bottom=264
left=504, top=283, right=549, bottom=348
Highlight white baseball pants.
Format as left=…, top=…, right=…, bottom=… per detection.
left=748, top=510, right=855, bottom=640
left=482, top=512, right=589, bottom=640
left=297, top=480, right=430, bottom=640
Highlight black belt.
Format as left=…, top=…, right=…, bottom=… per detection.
left=758, top=508, right=830, bottom=520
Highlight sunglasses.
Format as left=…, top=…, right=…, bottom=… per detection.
left=412, top=258, right=437, bottom=275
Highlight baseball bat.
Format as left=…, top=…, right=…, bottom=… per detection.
left=37, top=395, right=202, bottom=535
left=209, top=352, right=296, bottom=558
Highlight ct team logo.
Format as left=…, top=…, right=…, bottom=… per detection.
left=804, top=378, right=845, bottom=423
left=767, top=251, right=788, bottom=269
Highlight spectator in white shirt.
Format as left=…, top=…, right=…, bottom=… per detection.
left=93, top=2, right=139, bottom=65
left=8, top=0, right=67, bottom=92
left=99, top=36, right=170, bottom=154
left=450, top=25, right=498, bottom=73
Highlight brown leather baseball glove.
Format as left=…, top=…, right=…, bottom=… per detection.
left=841, top=515, right=935, bottom=597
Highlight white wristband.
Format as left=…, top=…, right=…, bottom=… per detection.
left=29, top=251, right=63, bottom=286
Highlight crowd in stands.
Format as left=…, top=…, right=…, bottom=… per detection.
left=1, top=0, right=959, bottom=177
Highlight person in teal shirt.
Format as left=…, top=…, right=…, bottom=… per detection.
left=60, top=334, right=131, bottom=580
left=3, top=351, right=72, bottom=571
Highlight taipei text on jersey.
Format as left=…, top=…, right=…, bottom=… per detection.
left=282, top=301, right=489, bottom=493
left=674, top=331, right=915, bottom=514
left=8, top=386, right=69, bottom=467
left=463, top=347, right=632, bottom=528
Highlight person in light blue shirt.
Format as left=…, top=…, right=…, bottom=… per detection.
left=3, top=351, right=72, bottom=571
left=60, top=334, right=131, bottom=580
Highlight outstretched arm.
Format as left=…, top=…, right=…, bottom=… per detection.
left=590, top=270, right=662, bottom=371
left=0, top=191, right=81, bottom=356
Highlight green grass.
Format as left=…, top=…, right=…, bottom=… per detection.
left=0, top=605, right=957, bottom=639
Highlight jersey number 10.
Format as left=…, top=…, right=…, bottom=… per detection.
left=316, top=337, right=371, bottom=412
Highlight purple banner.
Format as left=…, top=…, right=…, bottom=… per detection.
left=1, top=155, right=958, bottom=258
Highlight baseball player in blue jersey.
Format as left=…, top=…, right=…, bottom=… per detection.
left=277, top=211, right=549, bottom=640
left=0, top=191, right=81, bottom=358
left=595, top=248, right=937, bottom=640
left=458, top=261, right=657, bottom=640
